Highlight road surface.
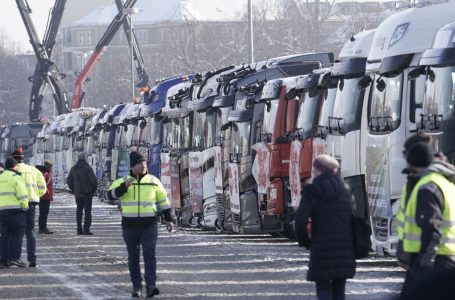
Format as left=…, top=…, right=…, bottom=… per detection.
left=0, top=193, right=404, bottom=299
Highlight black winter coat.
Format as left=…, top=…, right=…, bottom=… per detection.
left=67, top=160, right=98, bottom=198
left=295, top=172, right=356, bottom=281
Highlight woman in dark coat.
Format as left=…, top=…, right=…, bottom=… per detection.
left=295, top=154, right=356, bottom=300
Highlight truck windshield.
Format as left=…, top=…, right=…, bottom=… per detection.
left=331, top=77, right=365, bottom=131
left=193, top=112, right=207, bottom=148
left=297, top=92, right=320, bottom=136
left=163, top=120, right=177, bottom=149
left=216, top=107, right=231, bottom=133
left=45, top=138, right=53, bottom=152
left=181, top=114, right=192, bottom=149
left=147, top=117, right=162, bottom=146
left=318, top=87, right=337, bottom=127
left=423, top=66, right=455, bottom=118
left=230, top=122, right=250, bottom=156
left=206, top=112, right=217, bottom=148
left=368, top=74, right=402, bottom=133
left=261, top=100, right=279, bottom=136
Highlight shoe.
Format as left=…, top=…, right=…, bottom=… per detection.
left=131, top=287, right=142, bottom=298
left=7, top=260, right=26, bottom=267
left=83, top=231, right=93, bottom=235
left=0, top=263, right=7, bottom=269
left=29, top=262, right=36, bottom=267
left=146, top=287, right=160, bottom=298
left=77, top=230, right=83, bottom=235
left=39, top=229, right=53, bottom=234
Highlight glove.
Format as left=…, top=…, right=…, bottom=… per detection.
left=416, top=252, right=435, bottom=269
left=162, top=209, right=175, bottom=223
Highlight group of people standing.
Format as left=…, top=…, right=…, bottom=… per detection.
left=0, top=148, right=172, bottom=299
left=0, top=148, right=52, bottom=268
left=294, top=132, right=455, bottom=300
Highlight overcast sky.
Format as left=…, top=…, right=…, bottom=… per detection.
left=1, top=0, right=56, bottom=53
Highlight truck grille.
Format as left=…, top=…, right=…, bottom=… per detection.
left=232, top=213, right=240, bottom=225
left=216, top=193, right=224, bottom=219
left=372, top=217, right=389, bottom=242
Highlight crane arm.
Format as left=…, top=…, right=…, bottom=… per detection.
left=71, top=0, right=138, bottom=110
left=16, top=0, right=69, bottom=122
left=115, top=0, right=150, bottom=89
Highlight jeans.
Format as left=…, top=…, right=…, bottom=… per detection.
left=25, top=204, right=37, bottom=263
left=316, top=279, right=346, bottom=300
left=122, top=222, right=158, bottom=289
left=38, top=200, right=51, bottom=231
left=0, top=210, right=26, bottom=264
left=76, top=197, right=92, bottom=232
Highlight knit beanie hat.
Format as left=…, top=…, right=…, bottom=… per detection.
left=130, top=151, right=146, bottom=168
left=404, top=133, right=432, bottom=152
left=5, top=157, right=18, bottom=169
left=406, top=142, right=433, bottom=168
left=11, top=148, right=24, bottom=162
left=312, top=154, right=340, bottom=174
left=78, top=153, right=87, bottom=161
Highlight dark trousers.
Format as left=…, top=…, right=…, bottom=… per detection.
left=0, top=210, right=26, bottom=264
left=38, top=200, right=51, bottom=231
left=122, top=222, right=158, bottom=289
left=25, top=204, right=36, bottom=263
left=400, top=257, right=455, bottom=300
left=76, top=197, right=92, bottom=232
left=315, top=279, right=346, bottom=300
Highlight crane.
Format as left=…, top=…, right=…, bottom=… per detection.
left=71, top=0, right=138, bottom=110
left=115, top=0, right=150, bottom=91
left=16, top=0, right=69, bottom=122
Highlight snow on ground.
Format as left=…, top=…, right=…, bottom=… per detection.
left=0, top=193, right=404, bottom=299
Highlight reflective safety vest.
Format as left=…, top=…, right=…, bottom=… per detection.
left=16, top=163, right=47, bottom=203
left=0, top=170, right=29, bottom=211
left=108, top=174, right=170, bottom=218
left=403, top=172, right=455, bottom=255
left=396, top=186, right=408, bottom=240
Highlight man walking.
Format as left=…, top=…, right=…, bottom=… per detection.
left=108, top=151, right=174, bottom=298
left=11, top=148, right=46, bottom=268
left=0, top=157, right=29, bottom=268
left=36, top=160, right=54, bottom=234
left=67, top=153, right=98, bottom=235
left=399, top=136, right=455, bottom=299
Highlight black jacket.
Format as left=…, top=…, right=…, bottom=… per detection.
left=67, top=160, right=98, bottom=198
left=295, top=172, right=356, bottom=281
left=408, top=161, right=455, bottom=269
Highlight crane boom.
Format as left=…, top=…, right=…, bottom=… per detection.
left=16, top=0, right=69, bottom=122
left=71, top=0, right=138, bottom=110
left=115, top=0, right=150, bottom=90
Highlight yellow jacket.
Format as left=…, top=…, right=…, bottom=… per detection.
left=0, top=170, right=29, bottom=211
left=16, top=163, right=46, bottom=203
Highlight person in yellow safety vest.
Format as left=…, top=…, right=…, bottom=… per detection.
left=399, top=138, right=455, bottom=300
left=0, top=157, right=29, bottom=269
left=107, top=151, right=174, bottom=298
left=396, top=133, right=434, bottom=267
left=11, top=148, right=46, bottom=268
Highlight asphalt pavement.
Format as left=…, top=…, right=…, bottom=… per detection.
left=0, top=193, right=405, bottom=299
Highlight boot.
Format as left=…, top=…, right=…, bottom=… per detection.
left=146, top=287, right=160, bottom=298
left=131, top=286, right=142, bottom=298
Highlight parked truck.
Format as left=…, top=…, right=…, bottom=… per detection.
left=364, top=2, right=455, bottom=255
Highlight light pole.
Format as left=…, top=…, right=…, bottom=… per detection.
left=248, top=0, right=254, bottom=63
left=123, top=7, right=141, bottom=100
